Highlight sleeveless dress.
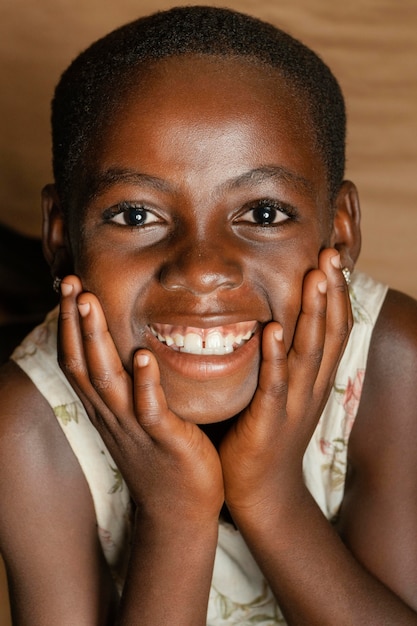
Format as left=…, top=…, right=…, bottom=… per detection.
left=11, top=270, right=388, bottom=625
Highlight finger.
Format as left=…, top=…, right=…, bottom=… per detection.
left=315, top=249, right=352, bottom=395
left=240, top=322, right=288, bottom=443
left=59, top=277, right=133, bottom=431
left=58, top=276, right=97, bottom=414
left=75, top=291, right=134, bottom=421
left=133, top=349, right=191, bottom=444
left=133, top=350, right=169, bottom=427
left=286, top=267, right=328, bottom=414
left=58, top=275, right=84, bottom=375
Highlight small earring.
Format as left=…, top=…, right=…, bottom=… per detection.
left=53, top=276, right=62, bottom=293
left=341, top=267, right=351, bottom=285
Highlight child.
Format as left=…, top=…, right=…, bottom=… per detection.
left=0, top=6, right=416, bottom=624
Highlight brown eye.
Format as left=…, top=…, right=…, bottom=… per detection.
left=107, top=203, right=162, bottom=227
left=123, top=207, right=148, bottom=226
left=239, top=200, right=291, bottom=226
left=251, top=205, right=278, bottom=225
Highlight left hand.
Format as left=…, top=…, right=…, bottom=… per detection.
left=219, top=248, right=352, bottom=519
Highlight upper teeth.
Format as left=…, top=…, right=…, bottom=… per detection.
left=150, top=324, right=255, bottom=355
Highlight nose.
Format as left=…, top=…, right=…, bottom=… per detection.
left=159, top=242, right=243, bottom=295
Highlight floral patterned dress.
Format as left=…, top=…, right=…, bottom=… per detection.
left=11, top=270, right=388, bottom=624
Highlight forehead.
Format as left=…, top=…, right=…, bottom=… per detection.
left=115, top=54, right=312, bottom=138
left=80, top=55, right=328, bottom=213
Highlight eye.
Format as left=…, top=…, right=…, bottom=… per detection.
left=237, top=199, right=294, bottom=226
left=104, top=201, right=162, bottom=227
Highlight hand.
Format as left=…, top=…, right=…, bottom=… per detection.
left=58, top=276, right=224, bottom=524
left=219, top=249, right=352, bottom=519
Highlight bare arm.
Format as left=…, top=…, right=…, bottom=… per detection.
left=336, top=288, right=417, bottom=612
left=220, top=258, right=417, bottom=624
left=0, top=361, right=119, bottom=625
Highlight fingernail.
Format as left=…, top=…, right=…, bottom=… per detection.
left=273, top=327, right=283, bottom=342
left=61, top=282, right=73, bottom=297
left=318, top=279, right=328, bottom=294
left=77, top=302, right=90, bottom=317
left=136, top=353, right=150, bottom=367
left=330, top=254, right=341, bottom=269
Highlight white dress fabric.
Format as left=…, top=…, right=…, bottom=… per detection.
left=11, top=270, right=388, bottom=624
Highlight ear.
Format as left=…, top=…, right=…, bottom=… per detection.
left=41, top=184, right=73, bottom=278
left=330, top=180, right=362, bottom=270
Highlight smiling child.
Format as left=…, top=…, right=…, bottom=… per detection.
left=0, top=6, right=416, bottom=625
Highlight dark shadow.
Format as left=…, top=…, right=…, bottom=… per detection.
left=0, top=222, right=58, bottom=363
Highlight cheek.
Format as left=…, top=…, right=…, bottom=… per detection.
left=75, top=266, right=144, bottom=359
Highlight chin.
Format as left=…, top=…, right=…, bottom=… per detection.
left=164, top=379, right=257, bottom=424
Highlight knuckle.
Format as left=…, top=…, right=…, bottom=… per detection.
left=59, top=309, right=72, bottom=323
left=263, top=379, right=288, bottom=398
left=138, top=409, right=163, bottom=430
left=140, top=402, right=161, bottom=422
left=90, top=370, right=115, bottom=392
left=309, top=346, right=324, bottom=369
left=81, top=329, right=96, bottom=343
left=335, top=320, right=351, bottom=344
left=316, top=305, right=327, bottom=320
left=58, top=354, right=86, bottom=378
left=335, top=278, right=348, bottom=294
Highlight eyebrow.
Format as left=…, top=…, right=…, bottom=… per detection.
left=87, top=169, right=173, bottom=201
left=87, top=164, right=316, bottom=203
left=221, top=166, right=315, bottom=197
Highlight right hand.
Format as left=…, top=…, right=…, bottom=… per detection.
left=58, top=275, right=224, bottom=524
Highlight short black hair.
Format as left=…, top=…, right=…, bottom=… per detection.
left=51, top=5, right=346, bottom=211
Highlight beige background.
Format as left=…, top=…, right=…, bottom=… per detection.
left=0, top=0, right=416, bottom=621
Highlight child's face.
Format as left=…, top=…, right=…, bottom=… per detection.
left=68, top=55, right=335, bottom=423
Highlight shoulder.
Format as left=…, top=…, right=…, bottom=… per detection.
left=0, top=358, right=60, bottom=454
left=360, top=287, right=417, bottom=420
left=367, top=287, right=417, bottom=372
left=0, top=358, right=75, bottom=468
left=350, top=287, right=417, bottom=462
left=0, top=358, right=96, bottom=551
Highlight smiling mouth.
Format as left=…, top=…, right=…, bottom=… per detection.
left=149, top=321, right=257, bottom=355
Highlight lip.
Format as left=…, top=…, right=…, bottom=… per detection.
left=146, top=320, right=262, bottom=381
